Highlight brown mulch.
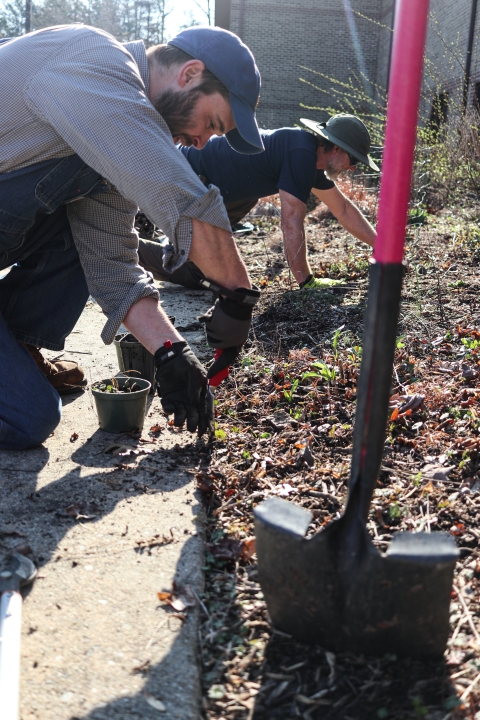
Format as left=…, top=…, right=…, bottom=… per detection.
left=197, top=196, right=480, bottom=720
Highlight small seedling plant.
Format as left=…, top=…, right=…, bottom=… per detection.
left=92, top=372, right=141, bottom=394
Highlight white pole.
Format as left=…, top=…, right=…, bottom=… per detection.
left=0, top=591, right=23, bottom=720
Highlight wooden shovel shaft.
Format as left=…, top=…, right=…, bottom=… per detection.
left=0, top=590, right=22, bottom=720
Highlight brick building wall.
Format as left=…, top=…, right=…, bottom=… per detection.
left=218, top=0, right=385, bottom=128
left=374, top=0, right=394, bottom=95
left=424, top=0, right=480, bottom=116
left=215, top=0, right=480, bottom=129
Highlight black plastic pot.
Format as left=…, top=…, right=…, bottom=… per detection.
left=114, top=316, right=175, bottom=393
left=114, top=333, right=155, bottom=391
left=92, top=377, right=151, bottom=433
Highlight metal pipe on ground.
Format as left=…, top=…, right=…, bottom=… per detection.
left=0, top=554, right=37, bottom=719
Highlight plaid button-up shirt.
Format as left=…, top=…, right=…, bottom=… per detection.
left=0, top=25, right=231, bottom=342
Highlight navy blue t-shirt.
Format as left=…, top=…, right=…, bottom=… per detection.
left=179, top=128, right=335, bottom=205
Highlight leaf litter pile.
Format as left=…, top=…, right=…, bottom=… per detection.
left=197, top=195, right=480, bottom=720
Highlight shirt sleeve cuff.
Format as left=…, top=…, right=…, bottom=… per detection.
left=162, top=185, right=231, bottom=273
left=100, top=275, right=159, bottom=344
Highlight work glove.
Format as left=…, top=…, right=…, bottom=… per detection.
left=154, top=341, right=211, bottom=437
left=198, top=286, right=261, bottom=349
left=299, top=274, right=344, bottom=290
left=199, top=286, right=260, bottom=378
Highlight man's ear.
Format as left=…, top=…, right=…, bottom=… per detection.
left=177, top=59, right=206, bottom=88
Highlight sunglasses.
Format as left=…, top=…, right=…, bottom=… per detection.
left=347, top=153, right=358, bottom=166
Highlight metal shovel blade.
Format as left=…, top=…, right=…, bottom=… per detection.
left=254, top=497, right=458, bottom=658
left=254, top=261, right=459, bottom=659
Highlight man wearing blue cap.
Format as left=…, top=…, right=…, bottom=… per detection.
left=0, top=24, right=262, bottom=449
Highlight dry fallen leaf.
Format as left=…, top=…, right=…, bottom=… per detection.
left=421, top=463, right=455, bottom=483
left=206, top=537, right=241, bottom=560
left=298, top=445, right=314, bottom=467
left=104, top=442, right=138, bottom=455
left=157, top=583, right=196, bottom=612
left=104, top=442, right=152, bottom=458
left=168, top=597, right=187, bottom=612
left=70, top=432, right=79, bottom=442
left=462, top=364, right=478, bottom=380
left=390, top=394, right=425, bottom=414
left=196, top=472, right=215, bottom=496
left=66, top=501, right=99, bottom=520
left=240, top=537, right=256, bottom=562
left=0, top=529, right=27, bottom=539
left=11, top=542, right=32, bottom=556
left=150, top=425, right=163, bottom=433
left=144, top=693, right=166, bottom=712
left=439, top=362, right=460, bottom=374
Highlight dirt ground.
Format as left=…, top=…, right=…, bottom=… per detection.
left=197, top=189, right=480, bottom=720
left=4, top=180, right=480, bottom=720
left=0, top=286, right=215, bottom=720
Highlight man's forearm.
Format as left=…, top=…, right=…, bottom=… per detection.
left=125, top=220, right=253, bottom=356
left=283, top=227, right=311, bottom=284
left=123, top=297, right=183, bottom=355
left=188, top=218, right=251, bottom=290
left=337, top=198, right=376, bottom=248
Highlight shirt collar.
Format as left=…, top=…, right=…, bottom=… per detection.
left=123, top=40, right=149, bottom=95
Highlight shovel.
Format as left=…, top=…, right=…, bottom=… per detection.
left=0, top=553, right=37, bottom=719
left=254, top=0, right=459, bottom=659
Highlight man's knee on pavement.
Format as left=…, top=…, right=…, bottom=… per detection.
left=29, top=388, right=62, bottom=448
left=4, top=389, right=61, bottom=451
left=0, top=379, right=62, bottom=451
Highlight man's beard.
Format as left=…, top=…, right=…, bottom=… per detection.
left=151, top=87, right=203, bottom=145
left=324, top=161, right=342, bottom=182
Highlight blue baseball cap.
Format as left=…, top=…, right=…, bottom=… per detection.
left=168, top=26, right=263, bottom=155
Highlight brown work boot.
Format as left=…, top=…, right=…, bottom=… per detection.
left=22, top=343, right=87, bottom=395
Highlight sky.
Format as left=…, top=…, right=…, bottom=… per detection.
left=164, top=0, right=212, bottom=40
left=0, top=0, right=213, bottom=39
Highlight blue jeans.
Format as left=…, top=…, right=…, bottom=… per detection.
left=0, top=155, right=106, bottom=449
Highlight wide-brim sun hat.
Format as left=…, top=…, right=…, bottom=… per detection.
left=301, top=114, right=379, bottom=171
left=168, top=26, right=264, bottom=155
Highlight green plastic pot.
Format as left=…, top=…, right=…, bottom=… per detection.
left=92, top=377, right=151, bottom=433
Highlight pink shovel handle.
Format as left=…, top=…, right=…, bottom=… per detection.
left=374, top=0, right=430, bottom=264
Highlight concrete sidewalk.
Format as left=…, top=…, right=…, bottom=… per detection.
left=0, top=284, right=213, bottom=720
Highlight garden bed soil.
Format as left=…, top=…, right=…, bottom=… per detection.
left=197, top=191, right=480, bottom=720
